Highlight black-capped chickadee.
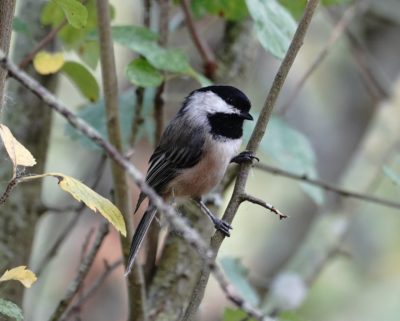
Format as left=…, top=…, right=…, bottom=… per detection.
left=125, top=85, right=255, bottom=275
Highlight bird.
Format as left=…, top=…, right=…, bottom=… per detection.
left=125, top=85, right=256, bottom=275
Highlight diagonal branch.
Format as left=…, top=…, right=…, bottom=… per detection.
left=279, top=1, right=365, bottom=115
left=48, top=221, right=109, bottom=321
left=183, top=1, right=321, bottom=319
left=181, top=0, right=217, bottom=78
left=0, top=50, right=266, bottom=321
left=61, top=259, right=123, bottom=321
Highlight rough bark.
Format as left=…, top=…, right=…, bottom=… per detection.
left=0, top=0, right=55, bottom=304
left=0, top=0, right=16, bottom=112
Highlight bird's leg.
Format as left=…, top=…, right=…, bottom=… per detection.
left=230, top=150, right=259, bottom=164
left=193, top=198, right=232, bottom=237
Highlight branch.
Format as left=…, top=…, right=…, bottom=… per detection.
left=0, top=50, right=265, bottom=321
left=184, top=1, right=320, bottom=319
left=0, top=0, right=16, bottom=112
left=96, top=0, right=146, bottom=318
left=327, top=9, right=389, bottom=101
left=181, top=0, right=217, bottom=78
left=61, top=259, right=123, bottom=321
left=255, top=163, right=400, bottom=210
left=279, top=1, right=364, bottom=115
left=18, top=19, right=67, bottom=69
left=48, top=221, right=109, bottom=321
left=144, top=0, right=171, bottom=286
left=240, top=193, right=287, bottom=220
left=261, top=80, right=400, bottom=314
left=35, top=155, right=107, bottom=277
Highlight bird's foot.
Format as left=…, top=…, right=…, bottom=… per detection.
left=213, top=218, right=232, bottom=237
left=231, top=150, right=259, bottom=164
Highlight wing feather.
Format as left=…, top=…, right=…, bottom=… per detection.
left=134, top=115, right=205, bottom=212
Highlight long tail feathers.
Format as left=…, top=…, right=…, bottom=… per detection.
left=124, top=206, right=157, bottom=276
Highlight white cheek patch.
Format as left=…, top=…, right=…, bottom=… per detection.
left=187, top=91, right=237, bottom=116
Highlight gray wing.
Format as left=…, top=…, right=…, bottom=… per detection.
left=134, top=116, right=205, bottom=212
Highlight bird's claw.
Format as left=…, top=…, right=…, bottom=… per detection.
left=214, top=218, right=232, bottom=237
left=231, top=150, right=259, bottom=164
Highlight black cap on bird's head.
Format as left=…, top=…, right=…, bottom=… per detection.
left=196, top=85, right=253, bottom=120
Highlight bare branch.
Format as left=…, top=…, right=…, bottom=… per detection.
left=279, top=1, right=364, bottom=115
left=18, top=20, right=67, bottom=69
left=35, top=155, right=107, bottom=277
left=48, top=221, right=109, bottom=321
left=0, top=0, right=16, bottom=112
left=181, top=0, right=217, bottom=78
left=96, top=0, right=146, bottom=318
left=61, top=259, right=123, bottom=321
left=327, top=8, right=389, bottom=101
left=0, top=176, right=19, bottom=205
left=255, top=163, right=400, bottom=210
left=0, top=50, right=269, bottom=321
left=240, top=193, right=287, bottom=220
left=184, top=1, right=321, bottom=319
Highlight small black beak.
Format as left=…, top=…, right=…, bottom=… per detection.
left=240, top=111, right=253, bottom=120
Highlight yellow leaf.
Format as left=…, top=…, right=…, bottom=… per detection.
left=0, top=124, right=36, bottom=177
left=0, top=266, right=37, bottom=288
left=33, top=51, right=65, bottom=75
left=20, top=173, right=127, bottom=236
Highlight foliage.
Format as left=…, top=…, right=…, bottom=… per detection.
left=0, top=299, right=23, bottom=321
left=220, top=257, right=260, bottom=306
left=0, top=266, right=37, bottom=288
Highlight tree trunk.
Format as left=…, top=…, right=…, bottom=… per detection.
left=0, top=0, right=56, bottom=305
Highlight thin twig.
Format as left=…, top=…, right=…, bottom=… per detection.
left=35, top=211, right=81, bottom=277
left=0, top=51, right=266, bottom=321
left=326, top=7, right=388, bottom=101
left=48, top=221, right=109, bottom=321
left=35, top=155, right=107, bottom=277
left=18, top=19, right=67, bottom=69
left=0, top=176, right=19, bottom=205
left=240, top=193, right=287, bottom=220
left=279, top=1, right=363, bottom=115
left=181, top=0, right=217, bottom=78
left=183, top=1, right=321, bottom=319
left=255, top=163, right=400, bottom=210
left=61, top=259, right=123, bottom=321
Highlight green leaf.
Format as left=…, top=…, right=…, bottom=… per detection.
left=146, top=47, right=191, bottom=73
left=278, top=0, right=307, bottom=19
left=12, top=17, right=29, bottom=35
left=54, top=0, right=88, bottom=29
left=279, top=311, right=309, bottom=321
left=260, top=116, right=324, bottom=204
left=76, top=41, right=99, bottom=69
left=0, top=299, right=23, bottom=321
left=246, top=0, right=297, bottom=59
left=384, top=166, right=400, bottom=187
left=112, top=25, right=189, bottom=73
left=41, top=1, right=65, bottom=26
left=219, top=257, right=260, bottom=306
left=191, top=0, right=249, bottom=21
left=66, top=91, right=137, bottom=150
left=223, top=308, right=257, bottom=321
left=111, top=25, right=159, bottom=49
left=61, top=61, right=100, bottom=101
left=126, top=58, right=164, bottom=87
left=321, top=0, right=351, bottom=5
